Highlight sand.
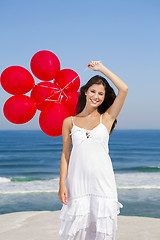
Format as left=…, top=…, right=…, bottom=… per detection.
left=0, top=210, right=160, bottom=240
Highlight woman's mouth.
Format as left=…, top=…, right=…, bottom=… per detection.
left=90, top=99, right=99, bottom=104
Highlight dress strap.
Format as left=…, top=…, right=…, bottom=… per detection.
left=69, top=116, right=74, bottom=136
left=71, top=116, right=75, bottom=125
left=100, top=114, right=103, bottom=123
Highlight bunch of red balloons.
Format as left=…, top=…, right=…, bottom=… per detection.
left=0, top=50, right=80, bottom=136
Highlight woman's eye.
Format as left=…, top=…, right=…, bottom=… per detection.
left=91, top=90, right=103, bottom=95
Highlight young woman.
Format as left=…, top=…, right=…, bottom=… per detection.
left=58, top=61, right=128, bottom=240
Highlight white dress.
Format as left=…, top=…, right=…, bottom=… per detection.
left=58, top=114, right=123, bottom=240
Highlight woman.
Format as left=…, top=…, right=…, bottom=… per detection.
left=58, top=61, right=128, bottom=240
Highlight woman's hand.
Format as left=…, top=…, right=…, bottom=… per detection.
left=87, top=61, right=104, bottom=72
left=58, top=183, right=68, bottom=205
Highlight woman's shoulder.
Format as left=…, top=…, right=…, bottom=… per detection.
left=63, top=116, right=73, bottom=124
left=62, top=116, right=73, bottom=135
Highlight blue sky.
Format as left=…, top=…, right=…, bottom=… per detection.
left=0, top=0, right=159, bottom=130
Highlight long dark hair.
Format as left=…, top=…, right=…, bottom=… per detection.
left=75, top=75, right=117, bottom=135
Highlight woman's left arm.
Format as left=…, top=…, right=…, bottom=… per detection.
left=87, top=61, right=128, bottom=119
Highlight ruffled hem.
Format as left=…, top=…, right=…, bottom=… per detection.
left=58, top=194, right=123, bottom=239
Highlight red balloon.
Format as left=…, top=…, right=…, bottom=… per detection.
left=30, top=50, right=60, bottom=81
left=54, top=69, right=80, bottom=93
left=0, top=66, right=35, bottom=95
left=61, top=91, right=80, bottom=115
left=3, top=95, right=37, bottom=124
left=39, top=102, right=70, bottom=137
left=30, top=82, right=61, bottom=110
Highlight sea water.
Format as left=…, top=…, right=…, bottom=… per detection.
left=0, top=129, right=159, bottom=218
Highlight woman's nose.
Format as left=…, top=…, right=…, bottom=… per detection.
left=93, top=94, right=99, bottom=99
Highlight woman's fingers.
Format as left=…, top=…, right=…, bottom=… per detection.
left=90, top=61, right=95, bottom=66
left=60, top=195, right=67, bottom=204
left=87, top=61, right=103, bottom=72
left=58, top=190, right=68, bottom=205
left=63, top=192, right=68, bottom=205
left=87, top=62, right=94, bottom=67
left=88, top=61, right=100, bottom=67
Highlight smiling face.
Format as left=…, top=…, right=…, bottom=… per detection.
left=85, top=84, right=105, bottom=107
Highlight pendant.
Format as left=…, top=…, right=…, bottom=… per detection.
left=86, top=131, right=90, bottom=138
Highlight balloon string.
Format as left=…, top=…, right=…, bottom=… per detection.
left=34, top=60, right=102, bottom=108
left=35, top=74, right=80, bottom=107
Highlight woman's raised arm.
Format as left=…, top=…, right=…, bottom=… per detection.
left=88, top=61, right=128, bottom=119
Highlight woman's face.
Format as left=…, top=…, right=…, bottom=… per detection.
left=85, top=84, right=105, bottom=107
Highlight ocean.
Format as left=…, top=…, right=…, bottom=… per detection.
left=0, top=129, right=160, bottom=218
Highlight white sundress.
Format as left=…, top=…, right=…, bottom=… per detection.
left=58, top=114, right=123, bottom=240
